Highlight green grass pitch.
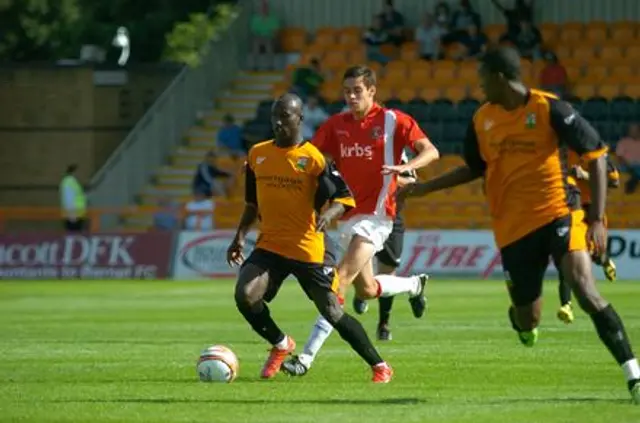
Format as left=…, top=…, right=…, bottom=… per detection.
left=1, top=279, right=640, bottom=423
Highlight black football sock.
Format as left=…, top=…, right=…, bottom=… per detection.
left=378, top=296, right=394, bottom=326
left=558, top=273, right=572, bottom=306
left=236, top=301, right=285, bottom=346
left=333, top=313, right=384, bottom=366
left=590, top=305, right=635, bottom=366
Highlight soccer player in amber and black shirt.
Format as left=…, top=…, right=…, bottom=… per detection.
left=407, top=47, right=640, bottom=403
left=227, top=93, right=392, bottom=382
left=556, top=151, right=620, bottom=324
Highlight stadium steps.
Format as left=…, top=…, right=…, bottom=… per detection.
left=123, top=71, right=283, bottom=229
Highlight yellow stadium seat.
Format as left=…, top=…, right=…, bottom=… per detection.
left=385, top=61, right=408, bottom=75
left=280, top=28, right=307, bottom=52
left=444, top=86, right=467, bottom=102
left=469, top=86, right=484, bottom=102
left=597, top=84, right=621, bottom=99
left=319, top=80, right=342, bottom=102
left=555, top=45, right=572, bottom=61
left=323, top=50, right=348, bottom=71
left=418, top=87, right=440, bottom=102
left=376, top=86, right=393, bottom=102
left=348, top=47, right=366, bottom=64
left=621, top=85, right=640, bottom=97
left=585, top=27, right=608, bottom=46
left=583, top=65, right=609, bottom=82
left=458, top=64, right=479, bottom=85
left=560, top=26, right=583, bottom=44
left=540, top=26, right=558, bottom=48
left=395, top=87, right=417, bottom=102
left=610, top=21, right=636, bottom=44
left=611, top=65, right=634, bottom=79
left=337, top=27, right=361, bottom=46
left=565, top=66, right=582, bottom=83
left=626, top=45, right=640, bottom=60
left=572, top=46, right=596, bottom=63
left=572, top=84, right=596, bottom=99
left=400, top=42, right=419, bottom=61
left=314, top=27, right=338, bottom=46
left=600, top=45, right=624, bottom=62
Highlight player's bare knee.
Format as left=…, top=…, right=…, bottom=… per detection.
left=354, top=281, right=378, bottom=299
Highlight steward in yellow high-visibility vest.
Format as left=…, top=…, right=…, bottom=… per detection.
left=59, top=164, right=87, bottom=232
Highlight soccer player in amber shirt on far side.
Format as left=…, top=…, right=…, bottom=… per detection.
left=282, top=65, right=440, bottom=379
left=407, top=47, right=640, bottom=403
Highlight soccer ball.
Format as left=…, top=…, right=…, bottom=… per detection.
left=197, top=345, right=239, bottom=383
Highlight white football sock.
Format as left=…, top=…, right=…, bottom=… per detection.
left=299, top=315, right=334, bottom=368
left=375, top=274, right=421, bottom=297
left=274, top=335, right=289, bottom=350
left=622, top=358, right=640, bottom=381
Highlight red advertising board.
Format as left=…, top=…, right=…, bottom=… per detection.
left=0, top=232, right=174, bottom=280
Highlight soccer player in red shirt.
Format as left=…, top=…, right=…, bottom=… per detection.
left=282, top=65, right=440, bottom=380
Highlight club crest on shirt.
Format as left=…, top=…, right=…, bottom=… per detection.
left=525, top=113, right=536, bottom=129
left=371, top=126, right=383, bottom=139
left=295, top=156, right=309, bottom=170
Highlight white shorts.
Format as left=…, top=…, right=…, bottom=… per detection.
left=338, top=214, right=393, bottom=253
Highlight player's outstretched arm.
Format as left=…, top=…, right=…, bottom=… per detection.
left=314, top=160, right=356, bottom=231
left=406, top=122, right=485, bottom=197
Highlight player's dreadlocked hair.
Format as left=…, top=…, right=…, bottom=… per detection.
left=479, top=47, right=522, bottom=81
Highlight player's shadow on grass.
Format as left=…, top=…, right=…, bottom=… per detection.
left=53, top=398, right=425, bottom=406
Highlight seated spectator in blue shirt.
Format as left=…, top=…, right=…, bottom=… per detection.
left=192, top=151, right=233, bottom=197
left=217, top=114, right=245, bottom=157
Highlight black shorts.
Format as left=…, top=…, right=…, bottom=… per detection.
left=376, top=218, right=404, bottom=269
left=501, top=211, right=588, bottom=307
left=241, top=236, right=339, bottom=303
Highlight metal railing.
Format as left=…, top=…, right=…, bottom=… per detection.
left=88, top=2, right=251, bottom=228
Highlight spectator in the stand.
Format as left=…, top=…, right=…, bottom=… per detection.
left=539, top=52, right=567, bottom=97
left=444, top=0, right=482, bottom=44
left=434, top=2, right=451, bottom=29
left=292, top=58, right=324, bottom=100
left=192, top=151, right=233, bottom=198
left=616, top=123, right=640, bottom=193
left=415, top=13, right=445, bottom=60
left=249, top=0, right=280, bottom=69
left=302, top=96, right=329, bottom=139
left=491, top=0, right=534, bottom=35
left=217, top=114, right=245, bottom=158
left=59, top=163, right=87, bottom=232
left=153, top=197, right=180, bottom=231
left=508, top=19, right=542, bottom=60
left=363, top=15, right=391, bottom=65
left=183, top=188, right=215, bottom=231
left=458, top=23, right=488, bottom=59
left=378, top=0, right=405, bottom=46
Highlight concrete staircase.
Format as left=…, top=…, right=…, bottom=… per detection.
left=127, top=71, right=283, bottom=229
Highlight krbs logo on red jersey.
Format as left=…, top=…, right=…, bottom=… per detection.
left=340, top=143, right=373, bottom=160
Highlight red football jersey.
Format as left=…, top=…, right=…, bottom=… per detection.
left=312, top=104, right=427, bottom=219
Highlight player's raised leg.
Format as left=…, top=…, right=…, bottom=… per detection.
left=284, top=232, right=426, bottom=375
left=291, top=265, right=392, bottom=383
left=233, top=255, right=295, bottom=379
